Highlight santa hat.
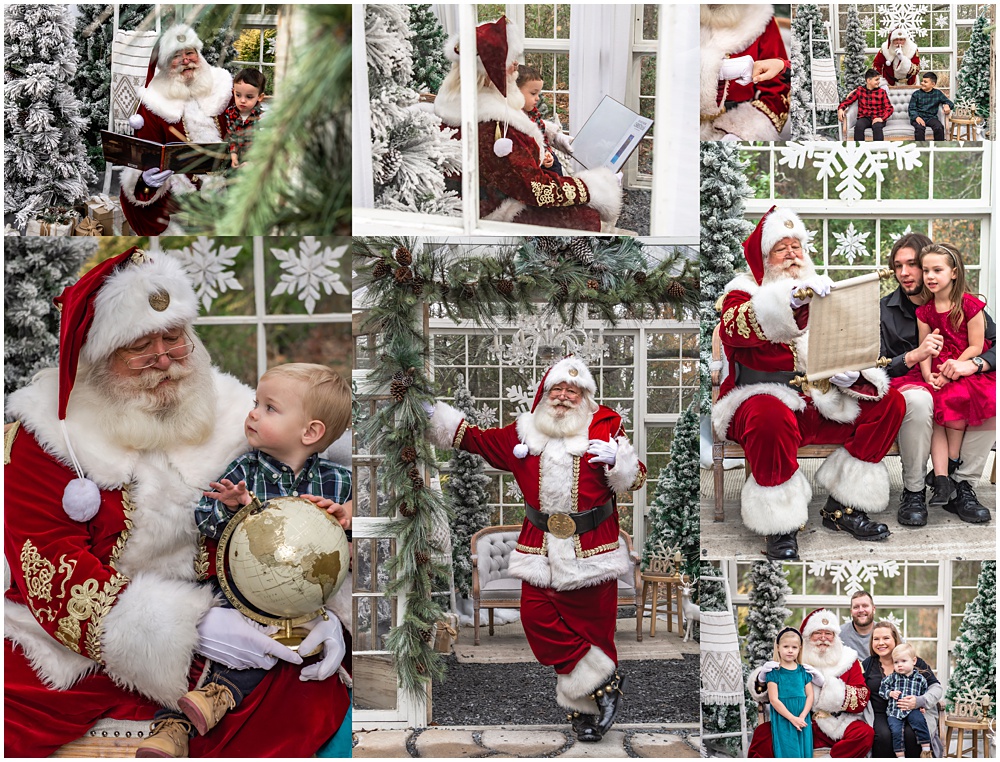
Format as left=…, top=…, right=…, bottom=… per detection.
left=529, top=356, right=597, bottom=412
left=889, top=28, right=909, bottom=42
left=53, top=248, right=199, bottom=521
left=743, top=205, right=810, bottom=285
left=800, top=608, right=840, bottom=640
left=129, top=24, right=205, bottom=131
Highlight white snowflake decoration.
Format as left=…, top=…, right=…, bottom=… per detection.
left=832, top=222, right=871, bottom=265
left=778, top=142, right=923, bottom=205
left=166, top=237, right=243, bottom=311
left=504, top=478, right=523, bottom=501
left=879, top=3, right=929, bottom=37
left=953, top=684, right=992, bottom=718
left=270, top=237, right=349, bottom=314
left=614, top=404, right=632, bottom=426
left=889, top=224, right=915, bottom=245
left=803, top=227, right=819, bottom=255
left=934, top=12, right=949, bottom=28
left=473, top=404, right=498, bottom=428
left=807, top=560, right=901, bottom=595
left=505, top=385, right=534, bottom=416
left=861, top=13, right=875, bottom=31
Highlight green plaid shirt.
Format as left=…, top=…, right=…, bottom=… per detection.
left=908, top=88, right=953, bottom=124
left=879, top=670, right=928, bottom=719
left=196, top=450, right=352, bottom=539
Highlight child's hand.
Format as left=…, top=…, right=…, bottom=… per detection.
left=873, top=117, right=884, bottom=124
left=838, top=109, right=845, bottom=120
left=752, top=58, right=784, bottom=83
left=300, top=494, right=352, bottom=531
left=231, top=155, right=240, bottom=169
left=943, top=105, right=951, bottom=115
left=916, top=117, right=926, bottom=126
left=204, top=479, right=251, bottom=509
left=930, top=372, right=950, bottom=390
left=890, top=690, right=901, bottom=699
left=542, top=151, right=554, bottom=168
left=791, top=716, right=808, bottom=731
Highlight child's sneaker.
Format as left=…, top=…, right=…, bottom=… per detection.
left=135, top=717, right=193, bottom=757
left=929, top=475, right=956, bottom=506
left=178, top=683, right=237, bottom=736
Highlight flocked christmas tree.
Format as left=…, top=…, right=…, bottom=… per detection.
left=788, top=34, right=817, bottom=139
left=5, top=4, right=97, bottom=228
left=641, top=402, right=699, bottom=579
left=446, top=374, right=493, bottom=599
left=955, top=11, right=992, bottom=133
left=408, top=4, right=449, bottom=95
left=945, top=561, right=996, bottom=718
left=745, top=562, right=792, bottom=670
left=842, top=5, right=867, bottom=95
left=366, top=4, right=462, bottom=215
left=790, top=4, right=837, bottom=138
left=4, top=237, right=97, bottom=403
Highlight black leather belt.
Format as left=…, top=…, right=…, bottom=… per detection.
left=525, top=500, right=614, bottom=540
left=734, top=362, right=798, bottom=389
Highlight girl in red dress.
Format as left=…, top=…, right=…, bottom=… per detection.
left=915, top=243, right=996, bottom=506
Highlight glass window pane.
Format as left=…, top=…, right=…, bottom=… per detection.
left=354, top=653, right=399, bottom=710
left=933, top=152, right=983, bottom=200
left=199, top=324, right=257, bottom=387
left=642, top=4, right=658, bottom=40
left=265, top=322, right=352, bottom=380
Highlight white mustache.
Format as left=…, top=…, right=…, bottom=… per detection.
left=550, top=399, right=576, bottom=408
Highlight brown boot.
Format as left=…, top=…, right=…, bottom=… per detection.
left=178, top=683, right=237, bottom=736
left=135, top=717, right=193, bottom=758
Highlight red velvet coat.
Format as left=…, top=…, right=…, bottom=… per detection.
left=717, top=18, right=790, bottom=132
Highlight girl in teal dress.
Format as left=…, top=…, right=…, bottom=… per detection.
left=766, top=627, right=815, bottom=758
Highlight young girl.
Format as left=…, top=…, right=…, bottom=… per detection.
left=916, top=243, right=996, bottom=506
left=766, top=627, right=814, bottom=758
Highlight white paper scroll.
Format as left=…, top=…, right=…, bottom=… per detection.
left=803, top=270, right=887, bottom=382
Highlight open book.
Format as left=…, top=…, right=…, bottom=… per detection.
left=569, top=96, right=654, bottom=172
left=101, top=130, right=229, bottom=174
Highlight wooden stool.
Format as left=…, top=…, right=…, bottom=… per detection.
left=944, top=715, right=992, bottom=757
left=948, top=116, right=980, bottom=141
left=635, top=573, right=680, bottom=641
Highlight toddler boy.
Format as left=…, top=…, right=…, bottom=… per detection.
left=225, top=68, right=266, bottom=168
left=908, top=72, right=953, bottom=141
left=879, top=643, right=932, bottom=758
left=516, top=64, right=573, bottom=175
left=838, top=68, right=894, bottom=141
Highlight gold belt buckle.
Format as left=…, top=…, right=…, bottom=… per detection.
left=546, top=513, right=577, bottom=540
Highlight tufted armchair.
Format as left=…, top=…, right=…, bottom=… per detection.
left=841, top=82, right=948, bottom=141
left=470, top=524, right=640, bottom=645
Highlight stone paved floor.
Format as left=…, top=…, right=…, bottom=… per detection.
left=352, top=725, right=700, bottom=758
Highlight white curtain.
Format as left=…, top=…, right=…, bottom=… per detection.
left=568, top=4, right=632, bottom=135
left=352, top=7, right=374, bottom=209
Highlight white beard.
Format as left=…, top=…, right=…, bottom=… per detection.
left=762, top=255, right=817, bottom=285
left=163, top=62, right=215, bottom=102
left=83, top=338, right=217, bottom=451
left=701, top=4, right=748, bottom=29
left=802, top=637, right=844, bottom=672
left=533, top=397, right=593, bottom=440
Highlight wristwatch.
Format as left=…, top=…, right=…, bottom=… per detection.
left=972, top=357, right=985, bottom=374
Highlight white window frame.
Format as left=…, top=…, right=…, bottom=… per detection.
left=626, top=4, right=658, bottom=189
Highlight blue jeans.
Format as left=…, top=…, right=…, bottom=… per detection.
left=888, top=710, right=930, bottom=754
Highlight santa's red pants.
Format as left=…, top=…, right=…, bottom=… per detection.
left=726, top=392, right=905, bottom=487
left=749, top=717, right=875, bottom=757
left=520, top=579, right=617, bottom=675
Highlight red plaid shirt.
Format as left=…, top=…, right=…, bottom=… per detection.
left=224, top=102, right=263, bottom=159
left=839, top=85, right=894, bottom=121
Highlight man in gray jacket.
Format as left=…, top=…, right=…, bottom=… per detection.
left=839, top=590, right=876, bottom=657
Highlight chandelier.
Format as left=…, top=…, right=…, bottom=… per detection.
left=489, top=314, right=607, bottom=368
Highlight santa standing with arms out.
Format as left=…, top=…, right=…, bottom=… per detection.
left=119, top=24, right=233, bottom=236
left=425, top=357, right=646, bottom=742
left=749, top=609, right=874, bottom=757
left=873, top=28, right=921, bottom=86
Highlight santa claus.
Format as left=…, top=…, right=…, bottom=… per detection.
left=425, top=357, right=646, bottom=742
left=713, top=206, right=905, bottom=560
left=434, top=17, right=622, bottom=231
left=4, top=248, right=349, bottom=756
left=701, top=5, right=790, bottom=140
left=119, top=24, right=233, bottom=236
left=749, top=609, right=875, bottom=757
left=873, top=28, right=920, bottom=86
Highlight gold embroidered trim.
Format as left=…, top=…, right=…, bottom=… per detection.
left=110, top=482, right=136, bottom=573
left=194, top=535, right=210, bottom=581
left=571, top=457, right=580, bottom=512
left=746, top=304, right=766, bottom=340
left=575, top=177, right=589, bottom=204
left=845, top=684, right=864, bottom=711
left=21, top=541, right=55, bottom=604
left=4, top=421, right=20, bottom=464
left=530, top=179, right=586, bottom=208
left=453, top=420, right=470, bottom=449
left=56, top=573, right=127, bottom=659
left=752, top=98, right=788, bottom=131
left=578, top=539, right=621, bottom=558
left=516, top=534, right=548, bottom=556
left=723, top=306, right=737, bottom=337
left=735, top=302, right=754, bottom=339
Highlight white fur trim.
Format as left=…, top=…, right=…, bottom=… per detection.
left=139, top=65, right=232, bottom=125
left=814, top=447, right=890, bottom=513
left=808, top=385, right=861, bottom=424
left=100, top=574, right=217, bottom=707
left=484, top=198, right=527, bottom=223
left=516, top=411, right=590, bottom=457
left=712, top=101, right=781, bottom=141
left=81, top=253, right=199, bottom=366
left=575, top=167, right=622, bottom=224
left=507, top=549, right=551, bottom=588
left=5, top=601, right=97, bottom=689
left=760, top=208, right=809, bottom=261
left=427, top=401, right=466, bottom=450
left=555, top=645, right=615, bottom=713
left=63, top=477, right=101, bottom=521
left=740, top=469, right=811, bottom=535
left=700, top=4, right=775, bottom=117
left=747, top=665, right=769, bottom=702
left=156, top=25, right=204, bottom=67
left=841, top=368, right=890, bottom=401
left=604, top=436, right=639, bottom=493
left=880, top=38, right=918, bottom=61
left=543, top=357, right=597, bottom=396
left=538, top=435, right=576, bottom=515
left=435, top=85, right=545, bottom=157
left=750, top=279, right=804, bottom=344
left=711, top=383, right=806, bottom=440
left=507, top=537, right=630, bottom=593
left=119, top=167, right=171, bottom=207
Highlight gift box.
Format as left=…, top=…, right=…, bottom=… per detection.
left=4, top=224, right=20, bottom=237
left=73, top=217, right=103, bottom=236
left=433, top=613, right=459, bottom=654
left=25, top=216, right=76, bottom=237
left=85, top=194, right=123, bottom=235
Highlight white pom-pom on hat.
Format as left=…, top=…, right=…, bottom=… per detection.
left=128, top=113, right=145, bottom=131
left=63, top=478, right=101, bottom=522
left=513, top=443, right=528, bottom=459
left=494, top=137, right=513, bottom=157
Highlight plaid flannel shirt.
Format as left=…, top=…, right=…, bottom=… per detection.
left=196, top=449, right=351, bottom=539
left=224, top=102, right=263, bottom=159
left=879, top=670, right=929, bottom=720
left=839, top=85, right=894, bottom=121
left=908, top=88, right=953, bottom=124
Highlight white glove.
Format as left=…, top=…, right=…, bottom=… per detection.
left=758, top=660, right=780, bottom=679
left=587, top=438, right=618, bottom=466
left=195, top=607, right=302, bottom=670
left=803, top=663, right=825, bottom=687
left=298, top=610, right=346, bottom=682
left=141, top=167, right=173, bottom=188
left=789, top=276, right=834, bottom=309
left=420, top=401, right=435, bottom=417
left=719, top=55, right=754, bottom=85
left=720, top=132, right=742, bottom=142
left=551, top=130, right=574, bottom=154
left=829, top=370, right=860, bottom=388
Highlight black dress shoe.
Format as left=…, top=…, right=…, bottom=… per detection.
left=592, top=673, right=626, bottom=736
left=944, top=481, right=992, bottom=524
left=821, top=497, right=890, bottom=540
left=928, top=475, right=956, bottom=506
left=897, top=489, right=928, bottom=527
left=568, top=712, right=603, bottom=742
left=765, top=532, right=799, bottom=560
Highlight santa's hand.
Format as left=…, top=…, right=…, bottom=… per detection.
left=802, top=663, right=825, bottom=687
left=720, top=133, right=741, bottom=142
left=829, top=371, right=860, bottom=388
left=298, top=610, right=346, bottom=681
left=420, top=401, right=436, bottom=417
left=195, top=608, right=302, bottom=670
left=141, top=167, right=173, bottom=188
left=789, top=277, right=834, bottom=308
left=758, top=660, right=780, bottom=679
left=551, top=130, right=574, bottom=154
left=719, top=55, right=754, bottom=85
left=587, top=438, right=618, bottom=466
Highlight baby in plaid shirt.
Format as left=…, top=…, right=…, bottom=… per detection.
left=879, top=643, right=932, bottom=758
left=225, top=68, right=266, bottom=168
left=838, top=68, right=894, bottom=141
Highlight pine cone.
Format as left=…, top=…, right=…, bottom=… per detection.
left=395, top=246, right=413, bottom=266
left=555, top=283, right=569, bottom=300
left=497, top=279, right=514, bottom=296
left=376, top=148, right=402, bottom=184
left=399, top=502, right=416, bottom=518
left=408, top=467, right=424, bottom=490
left=401, top=446, right=418, bottom=463
left=390, top=380, right=408, bottom=402
left=420, top=628, right=433, bottom=643
left=569, top=237, right=594, bottom=264
left=667, top=280, right=686, bottom=299
left=634, top=270, right=647, bottom=284
left=416, top=662, right=426, bottom=675
left=461, top=282, right=477, bottom=298
left=537, top=237, right=559, bottom=253
left=411, top=283, right=423, bottom=297
left=393, top=266, right=413, bottom=283
left=372, top=259, right=391, bottom=279
left=415, top=551, right=430, bottom=565
left=586, top=278, right=599, bottom=290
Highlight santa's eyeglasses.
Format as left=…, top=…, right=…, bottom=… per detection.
left=116, top=343, right=196, bottom=369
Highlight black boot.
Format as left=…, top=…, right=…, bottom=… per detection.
left=928, top=475, right=956, bottom=506
left=820, top=497, right=890, bottom=541
left=897, top=488, right=928, bottom=527
left=592, top=672, right=626, bottom=736
left=925, top=458, right=961, bottom=487
left=765, top=532, right=799, bottom=561
left=944, top=480, right=992, bottom=523
left=568, top=711, right=602, bottom=743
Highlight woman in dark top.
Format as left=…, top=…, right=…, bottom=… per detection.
left=861, top=620, right=944, bottom=757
